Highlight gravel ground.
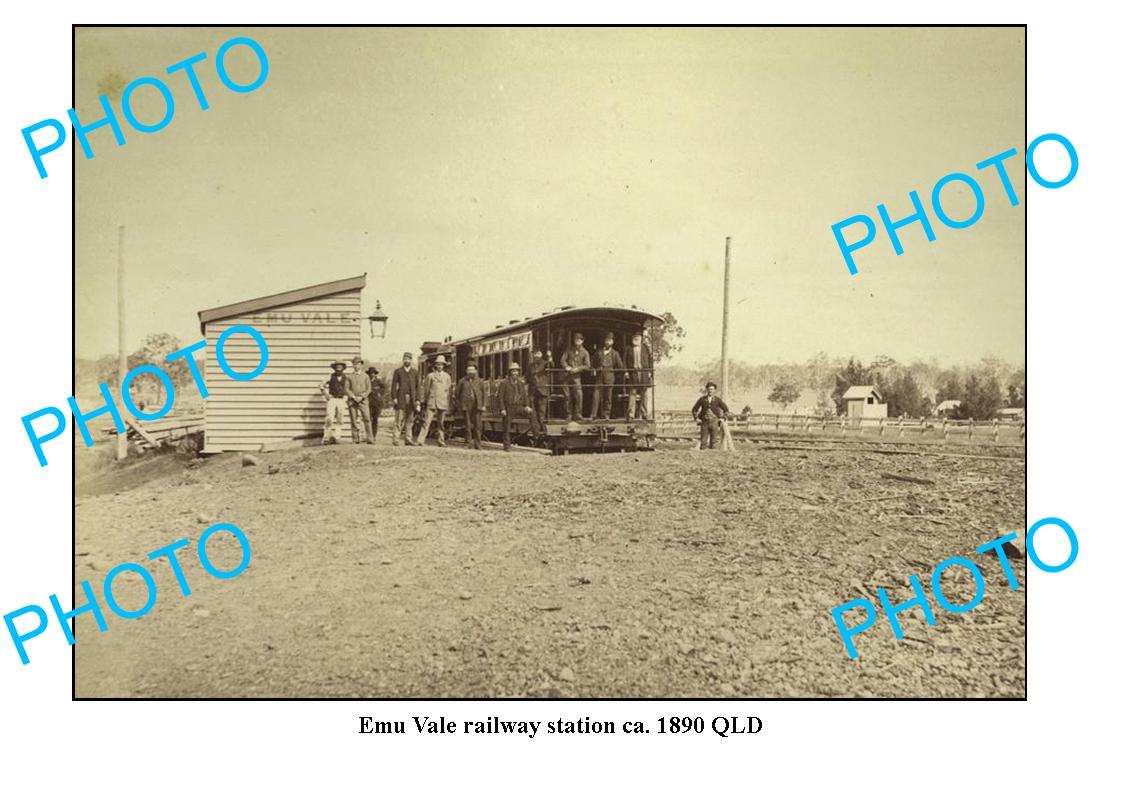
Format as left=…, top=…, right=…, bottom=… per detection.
left=74, top=438, right=1026, bottom=698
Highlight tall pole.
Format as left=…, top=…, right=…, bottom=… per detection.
left=720, top=236, right=731, bottom=398
left=116, top=225, right=128, bottom=461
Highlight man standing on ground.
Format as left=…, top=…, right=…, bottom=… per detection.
left=498, top=360, right=532, bottom=451
left=391, top=352, right=421, bottom=446
left=526, top=347, right=553, bottom=438
left=321, top=360, right=348, bottom=444
left=561, top=332, right=590, bottom=421
left=592, top=332, right=625, bottom=420
left=366, top=365, right=384, bottom=442
left=625, top=332, right=653, bottom=420
left=692, top=381, right=730, bottom=450
left=418, top=355, right=453, bottom=447
left=345, top=356, right=374, bottom=444
left=455, top=359, right=486, bottom=450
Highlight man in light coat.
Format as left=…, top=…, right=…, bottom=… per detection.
left=345, top=356, right=374, bottom=444
left=418, top=355, right=453, bottom=447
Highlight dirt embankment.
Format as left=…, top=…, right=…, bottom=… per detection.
left=75, top=438, right=1025, bottom=698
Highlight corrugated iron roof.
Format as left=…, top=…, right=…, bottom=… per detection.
left=842, top=385, right=882, bottom=401
left=458, top=304, right=664, bottom=344
left=198, top=274, right=367, bottom=330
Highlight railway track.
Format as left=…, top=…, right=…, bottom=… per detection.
left=656, top=431, right=1024, bottom=461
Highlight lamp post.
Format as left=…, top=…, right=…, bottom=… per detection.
left=366, top=301, right=389, bottom=339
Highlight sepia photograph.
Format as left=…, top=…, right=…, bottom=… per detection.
left=72, top=25, right=1026, bottom=698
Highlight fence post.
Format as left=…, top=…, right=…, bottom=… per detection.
left=899, top=416, right=906, bottom=437
left=968, top=418, right=974, bottom=441
left=879, top=417, right=886, bottom=436
left=942, top=418, right=949, bottom=443
left=992, top=418, right=999, bottom=442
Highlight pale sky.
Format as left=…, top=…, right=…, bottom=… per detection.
left=75, top=26, right=1025, bottom=366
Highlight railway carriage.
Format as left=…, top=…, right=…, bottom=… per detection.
left=416, top=305, right=662, bottom=453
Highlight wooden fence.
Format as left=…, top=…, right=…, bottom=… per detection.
left=657, top=411, right=1025, bottom=445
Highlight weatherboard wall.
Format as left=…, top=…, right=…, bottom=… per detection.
left=202, top=290, right=362, bottom=452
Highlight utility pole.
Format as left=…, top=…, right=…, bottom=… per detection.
left=116, top=225, right=128, bottom=461
left=720, top=236, right=731, bottom=398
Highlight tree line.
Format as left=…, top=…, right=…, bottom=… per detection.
left=658, top=353, right=1025, bottom=420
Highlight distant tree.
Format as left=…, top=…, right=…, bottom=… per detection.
left=957, top=374, right=1004, bottom=420
left=95, top=333, right=202, bottom=408
left=649, top=311, right=686, bottom=364
left=879, top=371, right=924, bottom=418
left=804, top=351, right=836, bottom=390
left=768, top=379, right=801, bottom=410
left=935, top=371, right=963, bottom=404
left=831, top=357, right=873, bottom=414
left=814, top=389, right=835, bottom=417
left=1007, top=367, right=1026, bottom=408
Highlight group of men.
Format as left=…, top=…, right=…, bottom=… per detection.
left=320, top=356, right=384, bottom=445
left=384, top=350, right=539, bottom=451
left=320, top=330, right=655, bottom=451
left=557, top=331, right=653, bottom=421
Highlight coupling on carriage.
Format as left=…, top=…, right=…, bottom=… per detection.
left=414, top=305, right=661, bottom=453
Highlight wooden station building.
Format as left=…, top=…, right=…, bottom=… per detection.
left=197, top=274, right=366, bottom=452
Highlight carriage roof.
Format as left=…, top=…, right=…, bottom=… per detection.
left=452, top=305, right=663, bottom=347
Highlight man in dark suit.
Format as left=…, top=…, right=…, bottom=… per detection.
left=455, top=359, right=486, bottom=449
left=366, top=366, right=384, bottom=441
left=498, top=361, right=532, bottom=451
left=390, top=352, right=421, bottom=446
left=624, top=332, right=654, bottom=420
left=525, top=347, right=553, bottom=437
left=560, top=333, right=590, bottom=421
left=592, top=333, right=625, bottom=420
left=692, top=381, right=730, bottom=450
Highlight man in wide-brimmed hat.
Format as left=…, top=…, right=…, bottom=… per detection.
left=345, top=355, right=375, bottom=444
left=366, top=365, right=384, bottom=442
left=418, top=354, right=452, bottom=447
left=320, top=360, right=349, bottom=444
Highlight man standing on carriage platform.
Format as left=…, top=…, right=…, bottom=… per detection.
left=561, top=332, right=590, bottom=421
left=625, top=331, right=653, bottom=421
left=592, top=332, right=625, bottom=420
left=498, top=360, right=532, bottom=451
